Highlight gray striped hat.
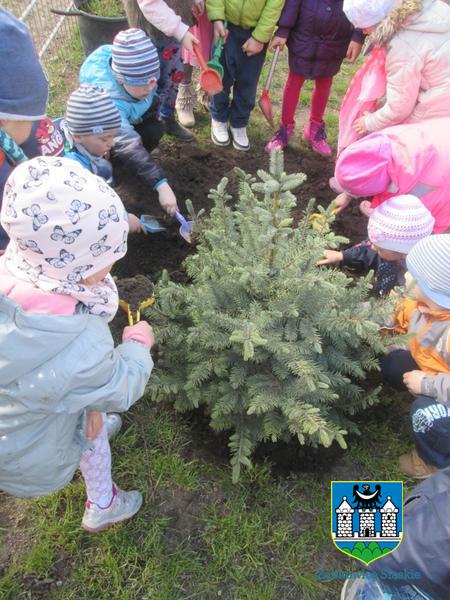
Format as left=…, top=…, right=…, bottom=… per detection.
left=111, top=28, right=160, bottom=86
left=406, top=234, right=450, bottom=309
left=65, top=85, right=121, bottom=136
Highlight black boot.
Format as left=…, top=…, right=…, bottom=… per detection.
left=162, top=115, right=195, bottom=142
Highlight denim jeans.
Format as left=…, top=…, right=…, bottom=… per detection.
left=382, top=349, right=450, bottom=468
left=209, top=24, right=267, bottom=128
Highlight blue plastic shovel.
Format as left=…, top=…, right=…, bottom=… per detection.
left=175, top=211, right=193, bottom=243
left=140, top=214, right=166, bottom=234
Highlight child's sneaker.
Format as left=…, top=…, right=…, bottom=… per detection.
left=211, top=118, right=230, bottom=146
left=175, top=82, right=197, bottom=128
left=81, top=484, right=142, bottom=533
left=399, top=450, right=441, bottom=479
left=303, top=120, right=332, bottom=157
left=230, top=126, right=250, bottom=151
left=265, top=124, right=294, bottom=153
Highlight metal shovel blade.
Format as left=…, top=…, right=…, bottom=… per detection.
left=140, top=214, right=166, bottom=234
left=175, top=211, right=193, bottom=243
left=258, top=90, right=274, bottom=128
left=258, top=47, right=280, bottom=128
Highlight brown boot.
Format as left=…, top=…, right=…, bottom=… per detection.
left=399, top=449, right=440, bottom=479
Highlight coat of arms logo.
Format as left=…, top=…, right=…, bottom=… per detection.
left=331, top=480, right=403, bottom=565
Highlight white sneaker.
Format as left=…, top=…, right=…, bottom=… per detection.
left=175, top=83, right=197, bottom=128
left=105, top=413, right=122, bottom=440
left=81, top=484, right=142, bottom=533
left=211, top=119, right=230, bottom=146
left=230, top=126, right=250, bottom=151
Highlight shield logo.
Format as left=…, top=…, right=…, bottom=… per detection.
left=331, top=480, right=403, bottom=565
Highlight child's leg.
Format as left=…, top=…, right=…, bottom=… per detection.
left=209, top=30, right=235, bottom=124
left=228, top=28, right=266, bottom=129
left=281, top=71, right=305, bottom=127
left=410, top=396, right=450, bottom=468
left=134, top=116, right=165, bottom=153
left=310, top=76, right=334, bottom=124
left=154, top=39, right=193, bottom=140
left=380, top=349, right=419, bottom=390
left=79, top=416, right=113, bottom=508
left=183, top=63, right=194, bottom=84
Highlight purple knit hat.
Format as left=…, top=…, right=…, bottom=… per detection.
left=368, top=195, right=435, bottom=254
left=111, top=28, right=160, bottom=86
left=334, top=132, right=392, bottom=197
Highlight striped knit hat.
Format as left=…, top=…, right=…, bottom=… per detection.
left=406, top=234, right=450, bottom=309
left=111, top=28, right=160, bottom=86
left=368, top=195, right=435, bottom=254
left=65, top=85, right=121, bottom=136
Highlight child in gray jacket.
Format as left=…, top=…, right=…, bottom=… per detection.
left=0, top=157, right=154, bottom=532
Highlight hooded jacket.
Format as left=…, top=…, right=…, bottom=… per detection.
left=206, top=0, right=284, bottom=43
left=365, top=0, right=450, bottom=131
left=275, top=0, right=364, bottom=79
left=0, top=290, right=153, bottom=498
left=392, top=298, right=450, bottom=406
left=79, top=45, right=165, bottom=190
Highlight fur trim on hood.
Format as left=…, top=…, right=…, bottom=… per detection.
left=370, top=0, right=423, bottom=45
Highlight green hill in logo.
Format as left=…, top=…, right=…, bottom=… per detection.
left=342, top=541, right=392, bottom=565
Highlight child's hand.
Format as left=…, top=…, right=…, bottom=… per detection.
left=333, top=192, right=352, bottom=214
left=353, top=115, right=368, bottom=135
left=192, top=0, right=205, bottom=17
left=123, top=321, right=155, bottom=350
left=346, top=40, right=363, bottom=63
left=157, top=182, right=179, bottom=216
left=127, top=213, right=146, bottom=234
left=403, top=370, right=426, bottom=395
left=181, top=30, right=200, bottom=54
left=317, top=249, right=344, bottom=266
left=213, top=20, right=229, bottom=45
left=268, top=36, right=287, bottom=52
left=242, top=37, right=264, bottom=56
left=86, top=411, right=104, bottom=440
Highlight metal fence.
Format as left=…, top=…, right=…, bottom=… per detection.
left=5, top=0, right=80, bottom=70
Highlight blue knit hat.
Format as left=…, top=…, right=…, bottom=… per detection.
left=111, top=28, right=160, bottom=86
left=406, top=234, right=450, bottom=309
left=0, top=8, right=48, bottom=121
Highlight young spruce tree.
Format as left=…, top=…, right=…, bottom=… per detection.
left=149, top=150, right=386, bottom=482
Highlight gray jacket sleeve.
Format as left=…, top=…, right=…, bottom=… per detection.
left=113, top=124, right=165, bottom=190
left=421, top=374, right=450, bottom=407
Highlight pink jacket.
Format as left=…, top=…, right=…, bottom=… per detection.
left=136, top=0, right=190, bottom=41
left=365, top=0, right=450, bottom=132
left=371, top=118, right=450, bottom=233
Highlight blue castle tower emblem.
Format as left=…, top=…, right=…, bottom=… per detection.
left=331, top=481, right=403, bottom=565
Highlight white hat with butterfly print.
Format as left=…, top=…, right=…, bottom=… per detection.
left=0, top=156, right=129, bottom=320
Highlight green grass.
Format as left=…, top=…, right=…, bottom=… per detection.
left=0, top=42, right=415, bottom=599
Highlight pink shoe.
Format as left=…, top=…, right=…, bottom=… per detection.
left=303, top=120, right=332, bottom=157
left=265, top=124, right=294, bottom=153
left=359, top=200, right=373, bottom=217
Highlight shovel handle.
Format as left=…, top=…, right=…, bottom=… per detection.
left=263, top=47, right=280, bottom=91
left=212, top=20, right=227, bottom=59
left=193, top=44, right=208, bottom=72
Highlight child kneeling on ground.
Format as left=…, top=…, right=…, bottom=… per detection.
left=0, top=157, right=154, bottom=532
left=80, top=28, right=179, bottom=216
left=318, top=195, right=435, bottom=296
left=61, top=84, right=145, bottom=234
left=381, top=234, right=450, bottom=479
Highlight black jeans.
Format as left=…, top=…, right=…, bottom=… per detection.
left=382, top=350, right=450, bottom=468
